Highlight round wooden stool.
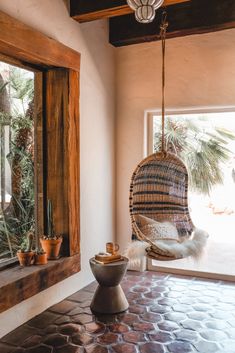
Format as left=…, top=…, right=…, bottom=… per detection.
left=89, top=257, right=129, bottom=314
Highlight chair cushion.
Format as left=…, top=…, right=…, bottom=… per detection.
left=134, top=214, right=179, bottom=241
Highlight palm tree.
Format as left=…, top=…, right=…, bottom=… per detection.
left=154, top=115, right=235, bottom=194
left=7, top=67, right=34, bottom=215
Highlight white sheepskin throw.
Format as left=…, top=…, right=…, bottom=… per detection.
left=123, top=241, right=147, bottom=270
left=124, top=228, right=209, bottom=267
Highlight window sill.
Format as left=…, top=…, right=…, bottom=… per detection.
left=0, top=258, right=18, bottom=271
left=0, top=254, right=80, bottom=313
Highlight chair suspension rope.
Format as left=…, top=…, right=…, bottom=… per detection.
left=160, top=11, right=168, bottom=153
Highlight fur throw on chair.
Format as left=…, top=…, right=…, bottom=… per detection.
left=124, top=228, right=209, bottom=268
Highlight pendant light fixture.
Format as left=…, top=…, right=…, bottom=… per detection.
left=127, top=0, right=164, bottom=23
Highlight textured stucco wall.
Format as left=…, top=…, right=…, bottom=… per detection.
left=0, top=0, right=115, bottom=337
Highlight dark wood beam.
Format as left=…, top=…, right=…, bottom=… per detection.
left=0, top=11, right=80, bottom=71
left=70, top=0, right=190, bottom=23
left=110, top=0, right=235, bottom=47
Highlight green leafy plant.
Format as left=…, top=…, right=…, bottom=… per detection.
left=154, top=116, right=235, bottom=194
left=0, top=64, right=35, bottom=259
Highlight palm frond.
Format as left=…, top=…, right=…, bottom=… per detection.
left=153, top=115, right=235, bottom=194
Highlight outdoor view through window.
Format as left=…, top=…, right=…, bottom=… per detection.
left=0, top=61, right=35, bottom=264
left=152, top=111, right=235, bottom=277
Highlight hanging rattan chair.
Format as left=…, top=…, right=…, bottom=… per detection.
left=129, top=151, right=195, bottom=260
left=128, top=12, right=207, bottom=261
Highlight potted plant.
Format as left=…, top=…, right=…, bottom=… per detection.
left=40, top=200, right=62, bottom=260
left=17, top=232, right=34, bottom=266
left=34, top=248, right=48, bottom=265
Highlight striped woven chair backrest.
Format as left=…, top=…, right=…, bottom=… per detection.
left=130, top=152, right=194, bottom=237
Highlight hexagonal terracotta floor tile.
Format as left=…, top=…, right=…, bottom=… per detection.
left=139, top=342, right=164, bottom=353
left=132, top=322, right=155, bottom=333
left=97, top=332, right=119, bottom=345
left=199, top=329, right=228, bottom=342
left=68, top=291, right=94, bottom=303
left=128, top=305, right=146, bottom=315
left=85, top=345, right=108, bottom=353
left=49, top=300, right=79, bottom=314
left=167, top=341, right=194, bottom=353
left=22, top=335, right=42, bottom=348
left=181, top=319, right=203, bottom=331
left=150, top=304, right=171, bottom=314
left=43, top=333, right=68, bottom=347
left=27, top=312, right=60, bottom=329
left=85, top=322, right=105, bottom=335
left=149, top=331, right=173, bottom=343
left=193, top=340, right=219, bottom=352
left=109, top=323, right=129, bottom=333
left=119, top=313, right=140, bottom=325
left=53, top=344, right=83, bottom=353
left=123, top=331, right=146, bottom=343
left=72, top=314, right=93, bottom=325
left=140, top=312, right=162, bottom=323
left=132, top=286, right=149, bottom=293
left=72, top=333, right=94, bottom=346
left=174, top=329, right=199, bottom=342
left=112, top=343, right=137, bottom=353
left=2, top=325, right=39, bottom=346
left=25, top=345, right=53, bottom=353
left=158, top=320, right=179, bottom=332
left=59, top=323, right=83, bottom=335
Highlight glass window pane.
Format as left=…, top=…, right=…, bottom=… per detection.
left=0, top=62, right=35, bottom=263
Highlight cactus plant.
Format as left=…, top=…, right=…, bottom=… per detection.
left=18, top=232, right=33, bottom=253
left=40, top=199, right=62, bottom=260
left=17, top=232, right=35, bottom=266
left=26, top=232, right=33, bottom=252
left=47, top=199, right=53, bottom=238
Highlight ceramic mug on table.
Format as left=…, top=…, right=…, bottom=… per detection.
left=106, top=242, right=119, bottom=255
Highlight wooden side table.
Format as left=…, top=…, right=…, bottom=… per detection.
left=89, top=257, right=129, bottom=314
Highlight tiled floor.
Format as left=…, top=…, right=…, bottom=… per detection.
left=1, top=271, right=235, bottom=353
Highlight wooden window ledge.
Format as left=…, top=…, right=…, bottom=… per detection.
left=0, top=254, right=80, bottom=313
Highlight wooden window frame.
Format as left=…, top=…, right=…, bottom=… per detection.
left=0, top=11, right=80, bottom=313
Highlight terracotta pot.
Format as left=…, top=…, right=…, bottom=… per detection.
left=40, top=237, right=62, bottom=260
left=34, top=252, right=48, bottom=265
left=17, top=251, right=35, bottom=266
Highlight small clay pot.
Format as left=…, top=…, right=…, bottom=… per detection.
left=34, top=252, right=48, bottom=265
left=17, top=251, right=35, bottom=266
left=40, top=237, right=62, bottom=260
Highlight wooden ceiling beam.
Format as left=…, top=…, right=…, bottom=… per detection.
left=70, top=0, right=190, bottom=23
left=109, top=0, right=235, bottom=47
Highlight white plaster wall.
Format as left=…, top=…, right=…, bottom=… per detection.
left=116, top=29, right=235, bottom=251
left=0, top=0, right=115, bottom=337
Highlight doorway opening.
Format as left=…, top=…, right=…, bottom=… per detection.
left=148, top=109, right=235, bottom=280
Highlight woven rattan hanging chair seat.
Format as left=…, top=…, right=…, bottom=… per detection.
left=127, top=12, right=207, bottom=262
left=129, top=151, right=195, bottom=260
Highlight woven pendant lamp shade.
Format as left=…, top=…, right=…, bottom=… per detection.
left=127, top=0, right=164, bottom=23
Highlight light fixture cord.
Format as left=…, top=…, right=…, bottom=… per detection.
left=160, top=11, right=168, bottom=153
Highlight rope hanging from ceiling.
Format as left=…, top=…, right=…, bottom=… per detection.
left=128, top=11, right=208, bottom=261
